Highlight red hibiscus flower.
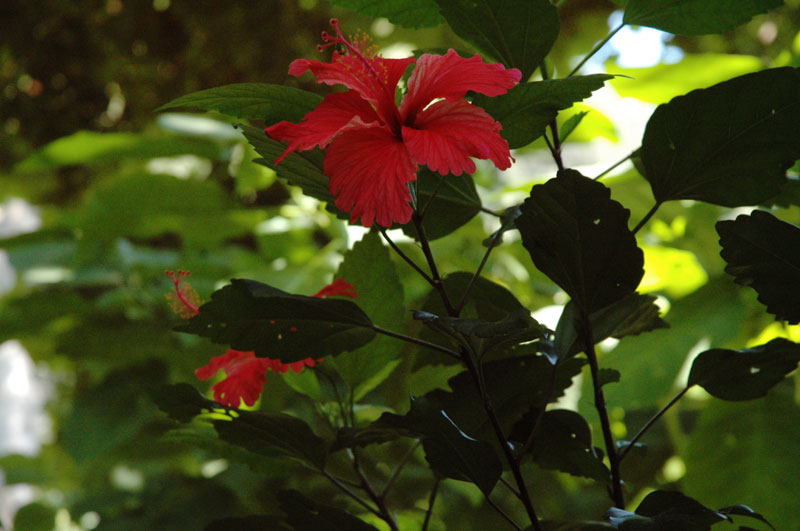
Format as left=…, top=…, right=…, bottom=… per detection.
left=266, top=19, right=522, bottom=228
left=166, top=271, right=357, bottom=407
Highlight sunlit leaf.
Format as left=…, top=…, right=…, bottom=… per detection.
left=640, top=67, right=800, bottom=207
left=333, top=232, right=405, bottom=399
left=716, top=210, right=800, bottom=324
left=435, top=0, right=559, bottom=81
left=623, top=0, right=783, bottom=36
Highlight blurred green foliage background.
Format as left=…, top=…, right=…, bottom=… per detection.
left=1, top=0, right=799, bottom=529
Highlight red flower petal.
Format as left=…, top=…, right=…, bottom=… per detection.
left=400, top=49, right=521, bottom=123
left=195, top=350, right=272, bottom=407
left=289, top=54, right=413, bottom=124
left=312, top=278, right=357, bottom=299
left=325, top=125, right=417, bottom=228
left=265, top=91, right=381, bottom=164
left=402, top=99, right=514, bottom=175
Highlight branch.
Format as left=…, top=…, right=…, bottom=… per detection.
left=581, top=312, right=625, bottom=508
left=412, top=212, right=457, bottom=315
left=568, top=22, right=625, bottom=77
left=322, top=470, right=383, bottom=519
left=594, top=152, right=634, bottom=180
left=380, top=440, right=422, bottom=498
left=540, top=60, right=565, bottom=171
left=422, top=478, right=440, bottom=531
left=380, top=229, right=435, bottom=286
left=619, top=386, right=690, bottom=462
left=372, top=325, right=460, bottom=360
left=632, top=202, right=662, bottom=235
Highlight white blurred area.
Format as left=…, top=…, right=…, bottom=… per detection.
left=0, top=197, right=52, bottom=530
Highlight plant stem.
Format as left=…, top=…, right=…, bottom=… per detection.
left=540, top=60, right=565, bottom=171
left=350, top=451, right=398, bottom=531
left=619, top=386, right=690, bottom=462
left=499, top=476, right=521, bottom=498
left=420, top=173, right=447, bottom=219
left=372, top=325, right=461, bottom=360
left=542, top=131, right=564, bottom=172
left=594, top=152, right=634, bottom=180
left=486, top=495, right=523, bottom=530
left=412, top=211, right=457, bottom=315
left=422, top=478, right=440, bottom=531
left=481, top=206, right=502, bottom=217
left=380, top=229, right=435, bottom=286
left=460, top=345, right=543, bottom=531
left=380, top=440, right=422, bottom=498
left=581, top=312, right=625, bottom=508
left=322, top=470, right=384, bottom=519
left=632, top=201, right=662, bottom=235
left=568, top=22, right=624, bottom=77
left=455, top=224, right=502, bottom=315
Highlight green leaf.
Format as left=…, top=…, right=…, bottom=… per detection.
left=330, top=0, right=443, bottom=28
left=213, top=409, right=328, bottom=469
left=13, top=503, right=56, bottom=531
left=623, top=0, right=783, bottom=36
left=555, top=293, right=668, bottom=360
left=717, top=505, right=775, bottom=530
left=376, top=395, right=502, bottom=495
left=151, top=383, right=214, bottom=423
left=333, top=232, right=405, bottom=399
left=640, top=67, right=800, bottom=207
left=278, top=489, right=381, bottom=531
left=435, top=0, right=559, bottom=81
left=240, top=123, right=334, bottom=203
left=683, top=381, right=799, bottom=530
left=330, top=426, right=401, bottom=451
left=512, top=409, right=610, bottom=482
left=687, top=338, right=800, bottom=401
left=156, top=83, right=322, bottom=123
left=475, top=75, right=614, bottom=149
left=516, top=169, right=644, bottom=314
left=176, top=279, right=376, bottom=363
left=716, top=210, right=800, bottom=324
left=13, top=130, right=225, bottom=172
left=401, top=169, right=482, bottom=241
left=559, top=111, right=590, bottom=143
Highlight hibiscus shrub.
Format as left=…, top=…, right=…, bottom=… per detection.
left=146, top=2, right=800, bottom=530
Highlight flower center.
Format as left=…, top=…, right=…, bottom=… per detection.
left=318, top=19, right=389, bottom=86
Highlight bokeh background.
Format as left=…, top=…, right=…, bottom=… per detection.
left=2, top=1, right=800, bottom=529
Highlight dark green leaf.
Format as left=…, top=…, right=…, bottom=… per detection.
left=555, top=293, right=668, bottom=359
left=516, top=169, right=644, bottom=313
left=156, top=83, right=322, bottom=123
left=402, top=169, right=482, bottom=241
left=476, top=75, right=613, bottom=149
left=716, top=210, right=800, bottom=323
left=332, top=232, right=405, bottom=399
left=151, top=383, right=215, bottom=423
left=607, top=490, right=727, bottom=530
left=623, top=0, right=783, bottom=37
left=435, top=0, right=559, bottom=81
left=598, top=368, right=621, bottom=387
left=278, top=490, right=381, bottom=531
left=152, top=384, right=329, bottom=468
left=512, top=409, right=610, bottom=482
left=376, top=395, right=502, bottom=495
left=176, top=278, right=376, bottom=363
left=538, top=522, right=616, bottom=531
left=717, top=505, right=775, bottom=530
left=687, top=338, right=800, bottom=401
left=213, top=410, right=328, bottom=469
left=330, top=426, right=401, bottom=451
left=376, top=355, right=585, bottom=446
left=331, top=0, right=443, bottom=28
left=640, top=67, right=800, bottom=207
left=240, top=123, right=334, bottom=203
